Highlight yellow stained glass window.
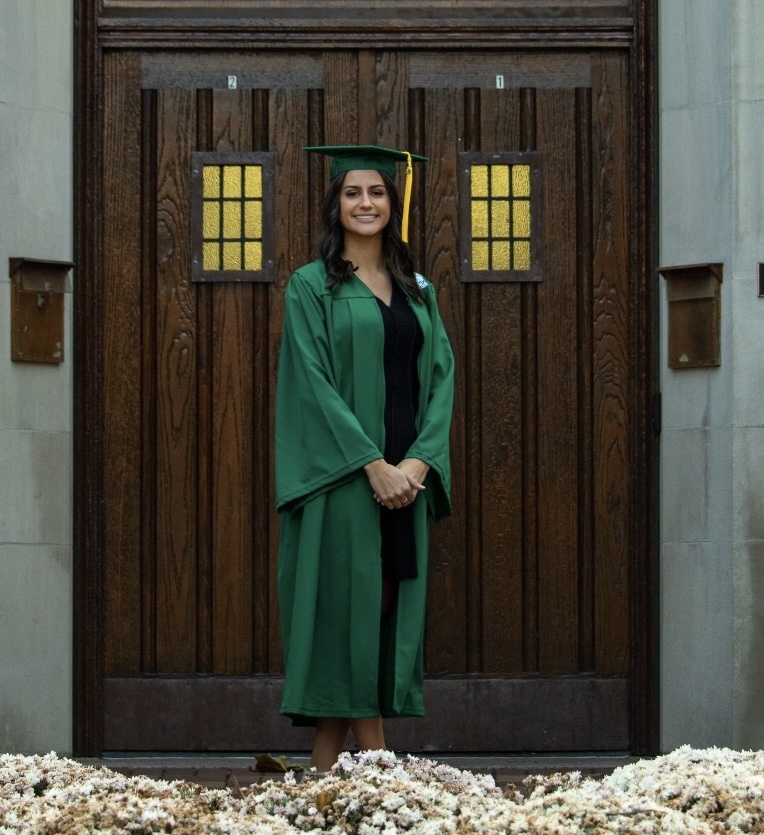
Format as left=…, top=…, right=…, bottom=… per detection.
left=471, top=201, right=489, bottom=238
left=491, top=165, right=510, bottom=198
left=244, top=202, right=262, bottom=239
left=471, top=165, right=489, bottom=198
left=203, top=166, right=221, bottom=199
left=203, top=202, right=220, bottom=239
left=244, top=241, right=262, bottom=271
left=245, top=166, right=262, bottom=198
left=513, top=200, right=531, bottom=238
left=491, top=201, right=510, bottom=238
left=203, top=242, right=218, bottom=271
left=468, top=160, right=535, bottom=274
left=223, top=166, right=242, bottom=198
left=472, top=240, right=490, bottom=271
left=514, top=241, right=531, bottom=271
left=222, top=202, right=242, bottom=239
left=196, top=159, right=268, bottom=278
left=222, top=241, right=241, bottom=270
left=513, top=165, right=531, bottom=197
left=492, top=241, right=511, bottom=271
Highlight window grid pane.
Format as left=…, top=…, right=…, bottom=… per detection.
left=469, top=162, right=534, bottom=273
left=201, top=163, right=264, bottom=274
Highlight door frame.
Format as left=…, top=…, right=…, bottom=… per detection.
left=74, top=0, right=658, bottom=756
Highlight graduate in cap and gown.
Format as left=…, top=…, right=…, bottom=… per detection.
left=275, top=145, right=455, bottom=771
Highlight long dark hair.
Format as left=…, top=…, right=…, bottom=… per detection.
left=318, top=171, right=424, bottom=303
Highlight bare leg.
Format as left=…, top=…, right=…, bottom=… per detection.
left=310, top=718, right=350, bottom=771
left=350, top=716, right=387, bottom=752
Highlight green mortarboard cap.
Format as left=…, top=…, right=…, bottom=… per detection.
left=303, top=145, right=427, bottom=181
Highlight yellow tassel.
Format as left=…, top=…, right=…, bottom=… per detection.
left=401, top=151, right=413, bottom=244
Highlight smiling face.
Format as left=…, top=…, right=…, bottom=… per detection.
left=338, top=169, right=391, bottom=238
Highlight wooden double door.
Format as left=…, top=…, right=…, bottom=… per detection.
left=81, top=43, right=655, bottom=753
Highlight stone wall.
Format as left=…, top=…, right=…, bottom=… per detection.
left=660, top=0, right=764, bottom=750
left=730, top=1, right=764, bottom=750
left=658, top=0, right=734, bottom=750
left=0, top=0, right=74, bottom=753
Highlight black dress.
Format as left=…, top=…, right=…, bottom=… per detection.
left=375, top=281, right=424, bottom=580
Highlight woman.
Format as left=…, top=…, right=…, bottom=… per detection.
left=275, top=145, right=454, bottom=771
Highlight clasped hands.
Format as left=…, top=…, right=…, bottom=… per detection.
left=364, top=457, right=429, bottom=510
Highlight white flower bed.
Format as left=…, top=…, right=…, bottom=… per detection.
left=2, top=746, right=764, bottom=833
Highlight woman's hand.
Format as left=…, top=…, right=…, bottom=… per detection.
left=397, top=458, right=430, bottom=487
left=364, top=458, right=425, bottom=509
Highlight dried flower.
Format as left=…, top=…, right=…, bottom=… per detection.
left=2, top=746, right=764, bottom=833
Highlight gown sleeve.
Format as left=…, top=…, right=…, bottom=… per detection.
left=405, top=281, right=455, bottom=522
left=275, top=270, right=384, bottom=512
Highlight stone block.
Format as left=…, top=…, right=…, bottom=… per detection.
left=0, top=542, right=72, bottom=753
left=661, top=426, right=733, bottom=544
left=0, top=0, right=73, bottom=113
left=733, top=428, right=764, bottom=542
left=733, top=541, right=764, bottom=749
left=731, top=280, right=764, bottom=430
left=659, top=104, right=733, bottom=270
left=0, top=104, right=73, bottom=259
left=660, top=540, right=733, bottom=751
left=0, top=429, right=72, bottom=545
left=659, top=0, right=731, bottom=111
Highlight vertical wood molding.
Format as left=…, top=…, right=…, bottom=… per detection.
left=590, top=53, right=631, bottom=678
left=476, top=89, right=524, bottom=677
left=575, top=86, right=595, bottom=674
left=251, top=85, right=273, bottom=676
left=73, top=0, right=105, bottom=756
left=535, top=88, right=580, bottom=676
left=519, top=88, right=539, bottom=676
left=462, top=88, right=483, bottom=675
left=324, top=52, right=359, bottom=144
left=102, top=52, right=144, bottom=677
left=209, top=90, right=256, bottom=675
left=194, top=89, right=214, bottom=675
left=357, top=50, right=377, bottom=145
left=630, top=0, right=659, bottom=756
left=140, top=88, right=159, bottom=675
left=374, top=51, right=408, bottom=152
left=421, top=88, right=468, bottom=676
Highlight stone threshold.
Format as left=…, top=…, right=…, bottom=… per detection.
left=77, top=753, right=639, bottom=791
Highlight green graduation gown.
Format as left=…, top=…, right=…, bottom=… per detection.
left=275, top=259, right=454, bottom=723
